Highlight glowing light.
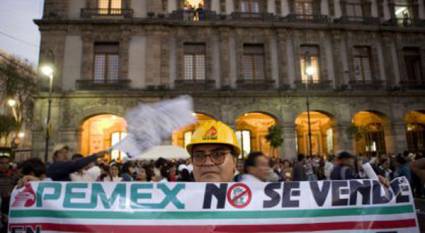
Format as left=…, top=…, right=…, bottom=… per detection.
left=305, top=66, right=315, bottom=76
left=7, top=99, right=17, bottom=107
left=40, top=65, right=54, bottom=77
left=18, top=132, right=25, bottom=139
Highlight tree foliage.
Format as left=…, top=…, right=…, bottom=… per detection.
left=265, top=124, right=284, bottom=157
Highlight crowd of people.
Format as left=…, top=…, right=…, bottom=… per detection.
left=1, top=120, right=425, bottom=232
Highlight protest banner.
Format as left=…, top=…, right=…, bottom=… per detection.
left=8, top=177, right=419, bottom=233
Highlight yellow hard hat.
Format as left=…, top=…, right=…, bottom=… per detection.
left=186, top=120, right=241, bottom=156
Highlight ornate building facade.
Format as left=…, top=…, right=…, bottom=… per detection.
left=34, top=0, right=425, bottom=161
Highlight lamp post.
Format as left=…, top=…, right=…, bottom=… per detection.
left=40, top=65, right=54, bottom=162
left=304, top=54, right=314, bottom=157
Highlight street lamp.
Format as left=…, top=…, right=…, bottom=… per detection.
left=304, top=53, right=313, bottom=157
left=40, top=64, right=54, bottom=162
left=7, top=99, right=17, bottom=107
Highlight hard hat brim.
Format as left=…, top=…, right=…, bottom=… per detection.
left=186, top=142, right=241, bottom=157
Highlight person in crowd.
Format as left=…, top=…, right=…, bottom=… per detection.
left=330, top=151, right=359, bottom=180
left=269, top=159, right=283, bottom=182
left=46, top=144, right=106, bottom=181
left=233, top=159, right=245, bottom=182
left=281, top=160, right=293, bottom=181
left=69, top=154, right=101, bottom=182
left=16, top=158, right=49, bottom=187
left=324, top=155, right=334, bottom=180
left=167, top=164, right=177, bottom=182
left=240, top=152, right=270, bottom=182
left=394, top=152, right=412, bottom=183
left=377, top=157, right=393, bottom=181
left=100, top=163, right=122, bottom=182
left=135, top=166, right=148, bottom=182
left=186, top=120, right=241, bottom=182
left=293, top=154, right=307, bottom=181
left=0, top=152, right=18, bottom=233
left=411, top=157, right=425, bottom=182
left=121, top=161, right=136, bottom=181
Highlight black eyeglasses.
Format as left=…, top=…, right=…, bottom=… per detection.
left=191, top=150, right=231, bottom=166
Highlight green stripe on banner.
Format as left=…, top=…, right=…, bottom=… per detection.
left=10, top=205, right=414, bottom=220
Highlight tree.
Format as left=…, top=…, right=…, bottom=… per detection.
left=265, top=124, right=284, bottom=158
left=0, top=53, right=37, bottom=146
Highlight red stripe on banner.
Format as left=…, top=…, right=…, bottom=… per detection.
left=9, top=219, right=417, bottom=233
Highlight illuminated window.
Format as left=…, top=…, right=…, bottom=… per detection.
left=394, top=0, right=414, bottom=26
left=300, top=45, right=320, bottom=83
left=184, top=43, right=206, bottom=80
left=98, top=0, right=122, bottom=15
left=111, top=131, right=127, bottom=161
left=353, top=46, right=373, bottom=81
left=185, top=0, right=205, bottom=8
left=94, top=43, right=119, bottom=82
left=242, top=44, right=265, bottom=80
left=236, top=130, right=251, bottom=158
left=240, top=0, right=260, bottom=13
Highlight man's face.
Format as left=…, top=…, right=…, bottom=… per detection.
left=191, top=144, right=236, bottom=182
left=249, top=156, right=270, bottom=182
left=54, top=148, right=69, bottom=161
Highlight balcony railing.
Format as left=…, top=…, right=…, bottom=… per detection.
left=76, top=79, right=131, bottom=90
left=174, top=79, right=216, bottom=90
left=384, top=18, right=425, bottom=27
left=335, top=16, right=380, bottom=25
left=81, top=8, right=134, bottom=18
left=348, top=79, right=384, bottom=89
left=168, top=9, right=218, bottom=21
left=285, top=14, right=329, bottom=23
left=236, top=79, right=275, bottom=89
left=400, top=79, right=425, bottom=89
left=231, top=12, right=274, bottom=20
left=294, top=79, right=332, bottom=90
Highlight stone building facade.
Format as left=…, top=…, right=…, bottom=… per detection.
left=34, top=0, right=425, bottom=161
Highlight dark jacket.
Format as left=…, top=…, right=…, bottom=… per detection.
left=46, top=154, right=99, bottom=181
left=330, top=165, right=358, bottom=180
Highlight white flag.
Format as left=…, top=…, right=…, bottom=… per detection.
left=112, top=95, right=196, bottom=159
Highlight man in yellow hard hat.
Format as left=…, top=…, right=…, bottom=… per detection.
left=186, top=120, right=241, bottom=182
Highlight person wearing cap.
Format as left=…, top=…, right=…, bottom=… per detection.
left=330, top=151, right=358, bottom=180
left=0, top=150, right=18, bottom=233
left=186, top=120, right=241, bottom=182
left=46, top=144, right=107, bottom=181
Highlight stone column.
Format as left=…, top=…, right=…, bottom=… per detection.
left=211, top=0, right=220, bottom=13
left=333, top=121, right=353, bottom=153
left=267, top=0, right=276, bottom=14
left=277, top=30, right=289, bottom=88
left=321, top=0, right=329, bottom=15
left=334, top=0, right=342, bottom=18
left=282, top=122, right=297, bottom=160
left=60, top=128, right=82, bottom=155
left=219, top=29, right=231, bottom=87
left=391, top=121, right=407, bottom=154
left=281, top=0, right=290, bottom=16
left=226, top=0, right=234, bottom=14
left=419, top=0, right=425, bottom=19
left=167, top=0, right=177, bottom=13
left=371, top=0, right=379, bottom=17
left=383, top=0, right=391, bottom=20
left=286, top=32, right=296, bottom=88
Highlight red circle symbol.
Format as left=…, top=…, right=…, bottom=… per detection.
left=226, top=183, right=252, bottom=209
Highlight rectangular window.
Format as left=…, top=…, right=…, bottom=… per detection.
left=242, top=44, right=265, bottom=80
left=403, top=47, right=423, bottom=82
left=184, top=43, right=206, bottom=80
left=300, top=45, right=320, bottom=83
left=295, top=0, right=314, bottom=15
left=345, top=0, right=363, bottom=18
left=394, top=2, right=414, bottom=26
left=94, top=43, right=119, bottom=82
left=240, top=0, right=260, bottom=13
left=98, top=0, right=122, bottom=15
left=111, top=131, right=127, bottom=161
left=353, top=46, right=373, bottom=81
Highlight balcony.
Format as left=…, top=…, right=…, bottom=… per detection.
left=76, top=79, right=131, bottom=90
left=285, top=14, right=329, bottom=23
left=80, top=8, right=134, bottom=18
left=348, top=79, right=384, bottom=90
left=231, top=12, right=274, bottom=21
left=236, top=79, right=275, bottom=90
left=400, top=79, right=425, bottom=89
left=294, top=80, right=332, bottom=90
left=384, top=18, right=425, bottom=27
left=174, top=79, right=216, bottom=90
left=168, top=9, right=218, bottom=21
left=335, top=16, right=380, bottom=25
